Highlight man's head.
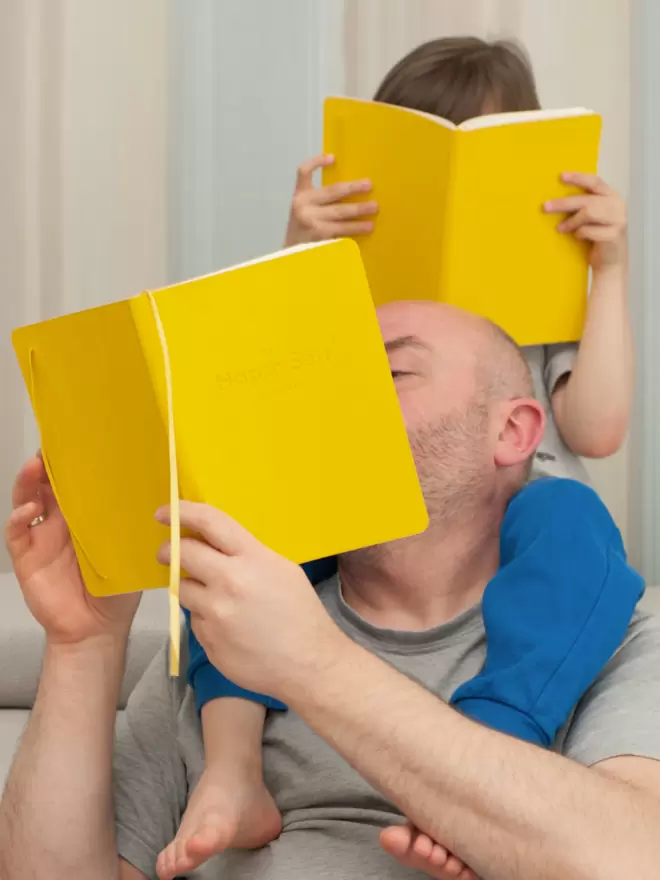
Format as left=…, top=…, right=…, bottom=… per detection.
left=379, top=302, right=545, bottom=521
left=373, top=37, right=540, bottom=123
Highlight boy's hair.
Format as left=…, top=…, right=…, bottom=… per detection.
left=373, top=37, right=540, bottom=125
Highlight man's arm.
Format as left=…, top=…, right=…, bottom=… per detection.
left=0, top=636, right=138, bottom=880
left=164, top=501, right=660, bottom=880
left=283, top=635, right=660, bottom=880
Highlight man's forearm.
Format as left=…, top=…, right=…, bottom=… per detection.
left=0, top=636, right=127, bottom=880
left=283, top=634, right=660, bottom=880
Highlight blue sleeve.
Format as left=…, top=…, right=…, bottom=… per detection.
left=185, top=609, right=287, bottom=714
left=186, top=556, right=338, bottom=714
left=451, top=478, right=645, bottom=747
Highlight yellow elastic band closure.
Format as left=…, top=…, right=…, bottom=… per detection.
left=146, top=292, right=181, bottom=677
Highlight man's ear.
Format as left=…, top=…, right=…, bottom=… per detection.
left=493, top=399, right=546, bottom=469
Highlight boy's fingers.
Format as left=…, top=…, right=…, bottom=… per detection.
left=557, top=203, right=621, bottom=235
left=320, top=220, right=375, bottom=238
left=316, top=179, right=373, bottom=205
left=575, top=225, right=618, bottom=242
left=325, top=201, right=379, bottom=222
left=545, top=195, right=591, bottom=215
left=295, top=154, right=334, bottom=191
left=556, top=207, right=590, bottom=234
left=561, top=171, right=611, bottom=194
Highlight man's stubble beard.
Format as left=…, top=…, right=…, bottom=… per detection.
left=342, top=400, right=494, bottom=567
left=409, top=400, right=494, bottom=524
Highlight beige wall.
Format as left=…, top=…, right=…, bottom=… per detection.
left=342, top=0, right=632, bottom=539
left=0, top=0, right=169, bottom=570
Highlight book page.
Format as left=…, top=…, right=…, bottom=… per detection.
left=327, top=95, right=457, bottom=130
left=151, top=240, right=334, bottom=293
left=326, top=97, right=597, bottom=134
left=460, top=107, right=595, bottom=132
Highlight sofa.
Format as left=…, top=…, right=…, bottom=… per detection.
left=0, top=572, right=169, bottom=783
left=1, top=572, right=659, bottom=784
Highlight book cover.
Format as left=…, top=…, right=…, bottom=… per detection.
left=323, top=97, right=602, bottom=346
left=12, top=240, right=429, bottom=600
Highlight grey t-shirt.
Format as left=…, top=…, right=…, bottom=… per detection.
left=524, top=343, right=589, bottom=483
left=114, top=578, right=660, bottom=880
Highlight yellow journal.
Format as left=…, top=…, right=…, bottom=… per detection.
left=323, top=97, right=602, bottom=346
left=13, top=239, right=427, bottom=602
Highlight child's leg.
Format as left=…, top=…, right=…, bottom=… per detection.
left=450, top=478, right=645, bottom=746
left=157, top=558, right=338, bottom=880
left=157, top=699, right=281, bottom=880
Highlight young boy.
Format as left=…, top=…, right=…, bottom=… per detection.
left=157, top=38, right=638, bottom=880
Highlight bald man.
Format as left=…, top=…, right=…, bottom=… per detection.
left=2, top=303, right=657, bottom=880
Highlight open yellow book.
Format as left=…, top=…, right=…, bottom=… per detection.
left=323, top=97, right=602, bottom=346
left=13, top=239, right=428, bottom=673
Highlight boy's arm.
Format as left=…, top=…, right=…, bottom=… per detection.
left=545, top=173, right=633, bottom=457
left=552, top=261, right=633, bottom=456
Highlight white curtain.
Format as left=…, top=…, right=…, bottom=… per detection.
left=0, top=0, right=168, bottom=570
left=629, top=0, right=660, bottom=582
left=168, top=0, right=345, bottom=283
left=342, top=0, right=634, bottom=548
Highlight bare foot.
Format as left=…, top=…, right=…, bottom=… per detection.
left=156, top=767, right=282, bottom=880
left=380, top=823, right=477, bottom=880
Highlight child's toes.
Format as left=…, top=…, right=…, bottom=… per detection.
left=379, top=822, right=414, bottom=857
left=156, top=843, right=178, bottom=880
left=411, top=831, right=435, bottom=860
left=444, top=854, right=467, bottom=877
left=428, top=842, right=449, bottom=867
left=187, top=821, right=230, bottom=859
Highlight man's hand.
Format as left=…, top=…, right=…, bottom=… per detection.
left=284, top=154, right=378, bottom=248
left=5, top=457, right=140, bottom=646
left=157, top=502, right=345, bottom=698
left=544, top=172, right=627, bottom=271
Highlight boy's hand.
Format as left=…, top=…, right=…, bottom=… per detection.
left=284, top=154, right=378, bottom=248
left=544, top=173, right=627, bottom=271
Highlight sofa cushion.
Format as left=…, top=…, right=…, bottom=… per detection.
left=0, top=573, right=169, bottom=709
left=0, top=710, right=29, bottom=783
